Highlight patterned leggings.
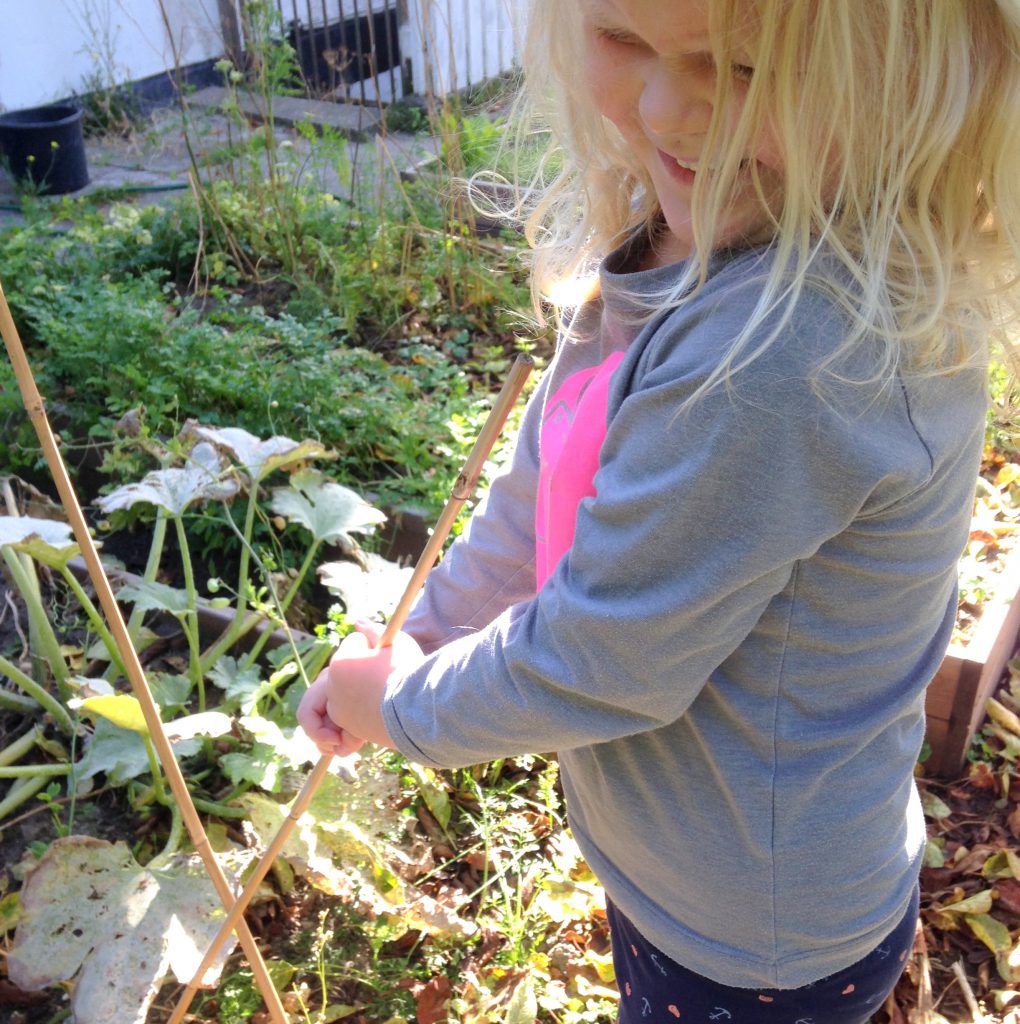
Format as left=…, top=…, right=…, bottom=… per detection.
left=608, top=885, right=919, bottom=1024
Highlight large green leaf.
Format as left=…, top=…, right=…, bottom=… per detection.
left=95, top=442, right=238, bottom=516
left=78, top=718, right=201, bottom=784
left=269, top=470, right=385, bottom=550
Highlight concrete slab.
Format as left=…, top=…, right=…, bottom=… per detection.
left=187, top=86, right=383, bottom=139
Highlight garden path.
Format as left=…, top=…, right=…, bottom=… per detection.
left=0, top=93, right=442, bottom=229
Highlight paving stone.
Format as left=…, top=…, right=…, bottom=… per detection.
left=187, top=86, right=383, bottom=139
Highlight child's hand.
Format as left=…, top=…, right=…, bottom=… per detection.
left=296, top=670, right=354, bottom=756
left=297, top=620, right=424, bottom=757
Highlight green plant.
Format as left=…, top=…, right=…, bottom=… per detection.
left=0, top=421, right=419, bottom=845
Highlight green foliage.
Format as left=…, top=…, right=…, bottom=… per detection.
left=0, top=201, right=524, bottom=512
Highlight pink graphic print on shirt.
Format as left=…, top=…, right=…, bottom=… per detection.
left=535, top=351, right=624, bottom=590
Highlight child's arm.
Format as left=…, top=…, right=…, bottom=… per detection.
left=376, top=286, right=987, bottom=770
left=400, top=360, right=553, bottom=652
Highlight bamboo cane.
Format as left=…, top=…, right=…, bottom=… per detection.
left=169, top=353, right=534, bottom=1024
left=0, top=278, right=290, bottom=1024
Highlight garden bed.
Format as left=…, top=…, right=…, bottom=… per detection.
left=925, top=447, right=1020, bottom=777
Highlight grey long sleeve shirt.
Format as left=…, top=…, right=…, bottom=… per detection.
left=382, top=240, right=987, bottom=989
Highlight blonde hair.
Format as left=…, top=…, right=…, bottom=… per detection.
left=508, top=0, right=1020, bottom=393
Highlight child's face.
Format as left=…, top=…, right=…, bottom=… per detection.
left=579, top=0, right=784, bottom=264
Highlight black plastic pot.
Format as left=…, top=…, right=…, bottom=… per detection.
left=0, top=103, right=89, bottom=194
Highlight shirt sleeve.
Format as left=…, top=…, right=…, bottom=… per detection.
left=383, top=289, right=934, bottom=768
left=400, top=365, right=551, bottom=653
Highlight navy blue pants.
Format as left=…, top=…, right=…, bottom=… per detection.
left=608, top=886, right=919, bottom=1024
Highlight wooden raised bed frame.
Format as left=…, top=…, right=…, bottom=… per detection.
left=925, top=554, right=1020, bottom=777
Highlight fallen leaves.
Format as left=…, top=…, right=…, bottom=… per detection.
left=883, top=659, right=1020, bottom=1023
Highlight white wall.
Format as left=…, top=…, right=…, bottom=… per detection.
left=0, top=0, right=224, bottom=112
left=0, top=0, right=519, bottom=112
left=402, top=0, right=518, bottom=97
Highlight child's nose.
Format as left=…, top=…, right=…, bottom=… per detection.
left=638, top=64, right=713, bottom=144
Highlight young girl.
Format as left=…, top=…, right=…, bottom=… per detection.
left=299, top=0, right=1020, bottom=1019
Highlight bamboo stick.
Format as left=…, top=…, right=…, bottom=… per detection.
left=0, top=279, right=290, bottom=1024
left=170, top=352, right=534, bottom=1024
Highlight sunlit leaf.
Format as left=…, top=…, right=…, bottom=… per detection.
left=220, top=743, right=282, bottom=791
left=999, top=938, right=1020, bottom=985
left=182, top=423, right=334, bottom=483
left=0, top=515, right=74, bottom=549
left=68, top=676, right=115, bottom=699
left=942, top=889, right=995, bottom=915
left=7, top=836, right=254, bottom=1023
left=76, top=694, right=152, bottom=735
left=967, top=915, right=1014, bottom=984
left=269, top=469, right=385, bottom=550
left=504, top=976, right=538, bottom=1024
left=95, top=442, right=238, bottom=516
left=405, top=764, right=452, bottom=831
left=238, top=714, right=319, bottom=768
left=318, top=553, right=414, bottom=621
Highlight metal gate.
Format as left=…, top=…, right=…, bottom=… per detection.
left=273, top=0, right=403, bottom=102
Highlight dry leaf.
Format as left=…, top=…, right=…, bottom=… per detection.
left=7, top=836, right=252, bottom=1024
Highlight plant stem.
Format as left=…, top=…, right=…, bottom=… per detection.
left=232, top=485, right=259, bottom=630
left=198, top=489, right=264, bottom=674
left=1, top=547, right=70, bottom=699
left=0, top=725, right=39, bottom=767
left=59, top=565, right=127, bottom=677
left=0, top=773, right=52, bottom=820
left=148, top=803, right=184, bottom=870
left=142, top=734, right=170, bottom=805
left=173, top=515, right=205, bottom=710
left=190, top=794, right=248, bottom=818
left=0, top=763, right=71, bottom=778
left=240, top=539, right=321, bottom=671
left=0, top=652, right=74, bottom=734
left=199, top=609, right=269, bottom=675
left=126, top=508, right=168, bottom=644
left=0, top=686, right=36, bottom=713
